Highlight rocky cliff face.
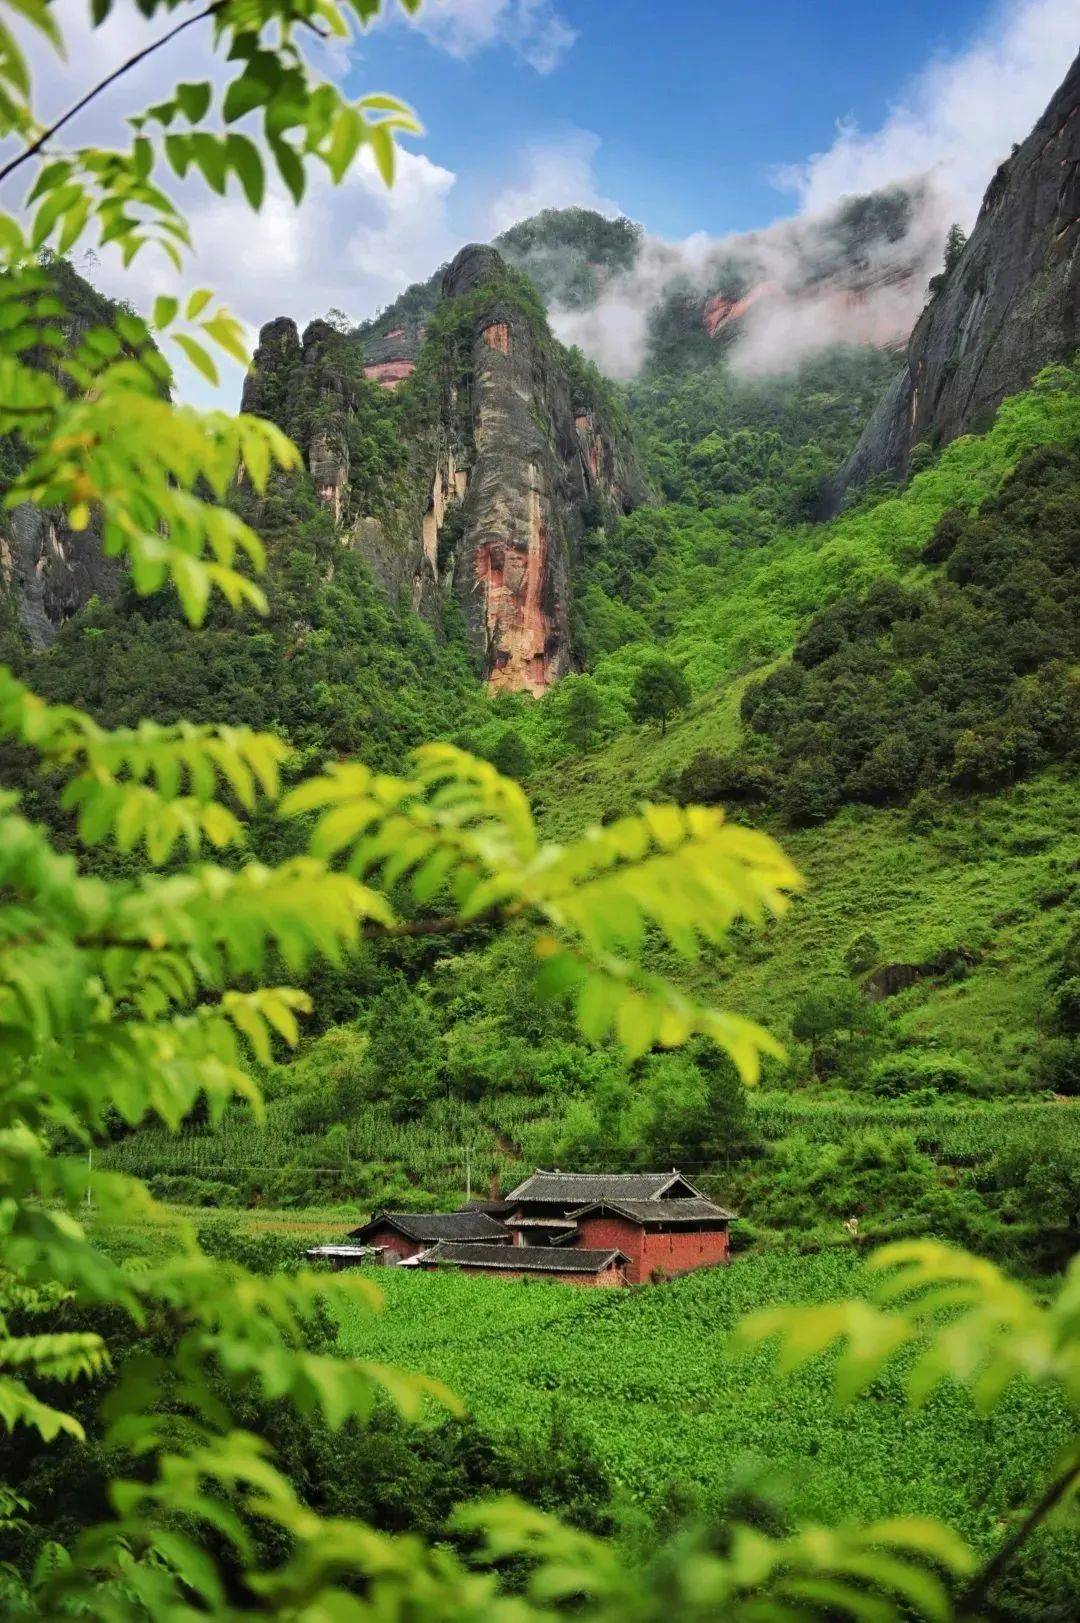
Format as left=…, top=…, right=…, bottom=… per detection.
left=244, top=242, right=649, bottom=693
left=0, top=503, right=117, bottom=650
left=0, top=263, right=129, bottom=647
left=241, top=314, right=359, bottom=524
left=829, top=52, right=1080, bottom=507
left=436, top=244, right=648, bottom=692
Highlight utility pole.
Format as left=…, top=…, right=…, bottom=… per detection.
left=464, top=1143, right=471, bottom=1204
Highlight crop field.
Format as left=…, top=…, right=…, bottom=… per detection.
left=96, top=1093, right=1080, bottom=1224
left=334, top=1250, right=1077, bottom=1563
left=749, top=1094, right=1080, bottom=1162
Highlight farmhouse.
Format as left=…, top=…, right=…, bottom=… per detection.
left=568, top=1197, right=733, bottom=1283
left=309, top=1170, right=734, bottom=1286
left=503, top=1169, right=704, bottom=1245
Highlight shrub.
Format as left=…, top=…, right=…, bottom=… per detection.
left=867, top=1051, right=988, bottom=1099
left=674, top=750, right=775, bottom=805
left=1050, top=976, right=1080, bottom=1036
left=1032, top=1037, right=1080, bottom=1096
left=843, top=930, right=881, bottom=976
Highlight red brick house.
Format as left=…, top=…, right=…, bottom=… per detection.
left=311, top=1170, right=733, bottom=1287
left=568, top=1197, right=732, bottom=1284
left=346, top=1209, right=510, bottom=1263
left=418, top=1240, right=629, bottom=1287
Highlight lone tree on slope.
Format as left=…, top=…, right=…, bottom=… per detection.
left=632, top=657, right=691, bottom=735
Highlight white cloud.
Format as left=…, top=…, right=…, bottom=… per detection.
left=485, top=129, right=619, bottom=234
left=5, top=1, right=459, bottom=401
left=547, top=0, right=1080, bottom=379
left=83, top=145, right=459, bottom=405
left=392, top=0, right=577, bottom=73
left=4, top=0, right=1075, bottom=402
left=775, top=0, right=1080, bottom=228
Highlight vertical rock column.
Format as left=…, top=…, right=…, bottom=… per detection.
left=443, top=245, right=574, bottom=695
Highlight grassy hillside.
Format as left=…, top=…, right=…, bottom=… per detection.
left=536, top=745, right=1077, bottom=1084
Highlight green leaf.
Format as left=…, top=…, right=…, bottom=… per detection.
left=176, top=81, right=212, bottom=123
left=56, top=195, right=91, bottom=256
left=189, top=133, right=229, bottom=195
left=27, top=159, right=72, bottom=206
left=31, top=182, right=82, bottom=248
left=173, top=333, right=219, bottom=387
left=269, top=137, right=304, bottom=204
left=152, top=295, right=179, bottom=330
left=226, top=133, right=264, bottom=208
left=222, top=54, right=280, bottom=123
left=201, top=314, right=250, bottom=368
left=368, top=123, right=396, bottom=187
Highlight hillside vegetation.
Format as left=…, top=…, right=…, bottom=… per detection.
left=78, top=359, right=1079, bottom=1282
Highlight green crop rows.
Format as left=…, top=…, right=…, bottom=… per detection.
left=335, top=1252, right=1076, bottom=1557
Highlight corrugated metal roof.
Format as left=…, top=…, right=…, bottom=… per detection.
left=419, top=1241, right=628, bottom=1274
left=348, top=1211, right=510, bottom=1244
left=505, top=1170, right=700, bottom=1203
left=568, top=1197, right=735, bottom=1224
left=305, top=1244, right=382, bottom=1258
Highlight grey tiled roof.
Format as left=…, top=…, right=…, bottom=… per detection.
left=505, top=1170, right=700, bottom=1203
left=348, top=1211, right=509, bottom=1244
left=568, top=1197, right=735, bottom=1225
left=420, top=1241, right=628, bottom=1274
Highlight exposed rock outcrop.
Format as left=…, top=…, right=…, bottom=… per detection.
left=0, top=262, right=143, bottom=646
left=241, top=316, right=356, bottom=525
left=829, top=51, right=1080, bottom=507
left=360, top=322, right=426, bottom=389
left=243, top=243, right=650, bottom=693
left=438, top=244, right=649, bottom=692
left=1, top=503, right=117, bottom=649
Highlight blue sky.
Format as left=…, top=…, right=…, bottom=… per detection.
left=357, top=0, right=996, bottom=240
left=39, top=0, right=1075, bottom=401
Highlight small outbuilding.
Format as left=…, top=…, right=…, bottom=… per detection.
left=303, top=1243, right=387, bottom=1271
left=346, top=1209, right=510, bottom=1263
left=417, top=1240, right=629, bottom=1287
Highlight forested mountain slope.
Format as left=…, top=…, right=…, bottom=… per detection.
left=86, top=362, right=1080, bottom=1286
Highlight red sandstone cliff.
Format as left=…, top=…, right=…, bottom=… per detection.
left=433, top=244, right=650, bottom=693
left=241, top=246, right=649, bottom=694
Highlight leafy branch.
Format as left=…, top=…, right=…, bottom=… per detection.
left=0, top=2, right=227, bottom=189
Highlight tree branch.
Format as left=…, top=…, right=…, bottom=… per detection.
left=958, top=1453, right=1080, bottom=1615
left=0, top=1, right=226, bottom=189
